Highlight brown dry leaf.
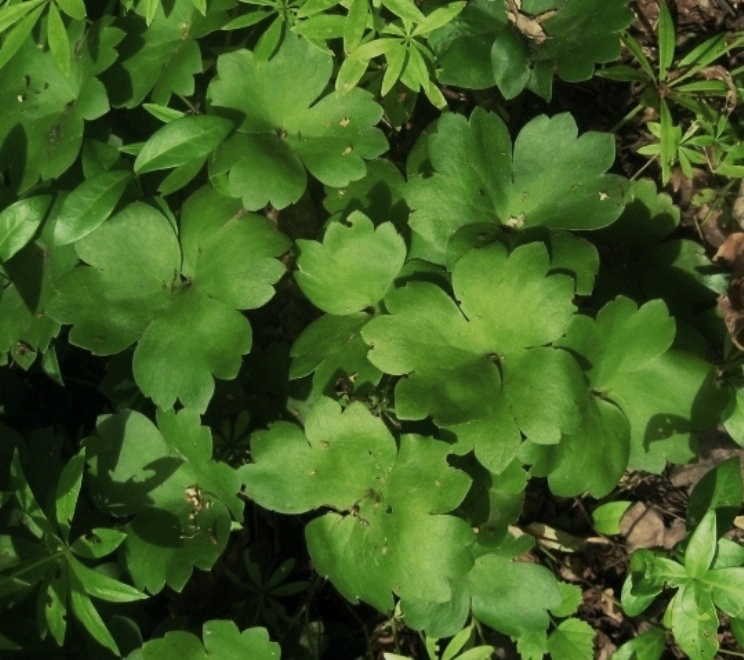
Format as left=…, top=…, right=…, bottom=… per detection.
left=505, top=0, right=555, bottom=44
left=732, top=179, right=744, bottom=228
left=714, top=232, right=744, bottom=349
left=620, top=502, right=666, bottom=551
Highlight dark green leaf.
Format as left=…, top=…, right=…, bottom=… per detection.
left=0, top=196, right=51, bottom=261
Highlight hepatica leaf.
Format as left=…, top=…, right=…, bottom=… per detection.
left=362, top=242, right=585, bottom=470
left=295, top=212, right=406, bottom=315
left=84, top=409, right=243, bottom=594
left=241, top=398, right=474, bottom=611
left=207, top=35, right=388, bottom=210
left=47, top=187, right=289, bottom=411
left=407, top=109, right=628, bottom=263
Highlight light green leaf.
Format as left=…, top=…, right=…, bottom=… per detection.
left=47, top=2, right=71, bottom=77
left=48, top=189, right=288, bottom=411
left=704, top=567, right=744, bottom=618
left=413, top=2, right=466, bottom=37
left=138, top=621, right=280, bottom=658
left=467, top=555, right=562, bottom=636
left=55, top=449, right=85, bottom=543
left=242, top=398, right=474, bottom=611
left=363, top=242, right=580, bottom=462
left=0, top=196, right=51, bottom=261
left=144, top=0, right=161, bottom=25
left=546, top=618, right=594, bottom=660
left=134, top=115, right=233, bottom=174
left=668, top=581, right=719, bottom=660
left=208, top=35, right=387, bottom=209
left=344, top=0, right=368, bottom=53
left=382, top=0, right=425, bottom=22
left=0, top=0, right=44, bottom=35
left=69, top=556, right=147, bottom=603
left=550, top=582, right=583, bottom=618
left=53, top=171, right=132, bottom=245
left=55, top=0, right=87, bottom=20
left=295, top=213, right=406, bottom=315
left=142, top=103, right=187, bottom=123
left=591, top=501, right=632, bottom=535
left=0, top=4, right=45, bottom=70
left=516, top=632, right=548, bottom=660
left=611, top=627, right=665, bottom=660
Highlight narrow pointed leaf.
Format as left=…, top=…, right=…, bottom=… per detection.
left=55, top=449, right=86, bottom=543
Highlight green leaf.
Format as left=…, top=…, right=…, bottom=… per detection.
left=102, top=0, right=233, bottom=109
left=467, top=555, right=562, bottom=637
left=53, top=171, right=132, bottom=245
left=591, top=501, right=632, bottom=535
left=10, top=450, right=57, bottom=540
left=241, top=398, right=474, bottom=611
left=202, top=620, right=280, bottom=658
left=138, top=621, right=280, bottom=658
left=0, top=19, right=120, bottom=190
left=363, top=242, right=580, bottom=468
left=432, top=0, right=633, bottom=99
left=290, top=312, right=382, bottom=396
left=546, top=618, right=594, bottom=660
left=68, top=569, right=120, bottom=654
left=48, top=189, right=288, bottom=411
left=55, top=449, right=85, bottom=543
left=344, top=0, right=368, bottom=53
left=295, top=213, right=406, bottom=315
left=69, top=556, right=147, bottom=603
left=704, top=567, right=744, bottom=618
left=611, top=627, right=666, bottom=660
left=550, top=582, right=583, bottom=618
left=47, top=2, right=71, bottom=77
left=85, top=408, right=243, bottom=594
left=208, top=35, right=388, bottom=210
left=70, top=528, right=127, bottom=559
left=0, top=4, right=45, bottom=70
left=685, top=510, right=717, bottom=578
left=687, top=457, right=742, bottom=532
left=657, top=0, right=675, bottom=81
left=557, top=296, right=724, bottom=473
left=144, top=0, right=161, bottom=26
left=55, top=0, right=87, bottom=20
left=0, top=196, right=52, bottom=261
left=413, top=2, right=466, bottom=37
left=0, top=0, right=44, bottom=35
left=43, top=563, right=68, bottom=647
left=382, top=0, right=425, bottom=22
left=516, top=632, right=549, bottom=660
left=668, top=581, right=719, bottom=660
left=134, top=115, right=234, bottom=174
left=407, top=109, right=628, bottom=263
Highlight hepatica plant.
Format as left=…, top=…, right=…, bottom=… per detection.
left=0, top=0, right=739, bottom=657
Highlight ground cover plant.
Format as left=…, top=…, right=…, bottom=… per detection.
left=0, top=0, right=743, bottom=657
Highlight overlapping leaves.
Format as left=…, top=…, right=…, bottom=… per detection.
left=208, top=35, right=388, bottom=210
left=241, top=398, right=474, bottom=611
left=429, top=0, right=633, bottom=100
left=0, top=18, right=122, bottom=191
left=406, top=109, right=629, bottom=262
left=47, top=186, right=289, bottom=411
left=84, top=408, right=243, bottom=594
